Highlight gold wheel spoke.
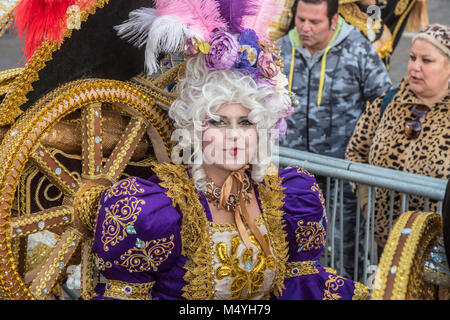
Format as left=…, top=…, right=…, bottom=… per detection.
left=80, top=239, right=95, bottom=299
left=81, top=103, right=103, bottom=178
left=29, top=143, right=80, bottom=197
left=102, top=117, right=147, bottom=182
left=27, top=228, right=82, bottom=299
left=10, top=205, right=73, bottom=238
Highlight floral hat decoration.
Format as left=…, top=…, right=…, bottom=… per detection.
left=115, top=0, right=298, bottom=137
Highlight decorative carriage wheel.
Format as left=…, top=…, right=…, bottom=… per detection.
left=371, top=211, right=443, bottom=300
left=0, top=78, right=176, bottom=300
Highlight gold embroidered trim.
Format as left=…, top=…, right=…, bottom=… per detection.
left=323, top=274, right=346, bottom=300
left=208, top=215, right=265, bottom=234
left=0, top=68, right=23, bottom=96
left=352, top=282, right=370, bottom=300
left=101, top=195, right=146, bottom=252
left=114, top=234, right=175, bottom=273
left=311, top=182, right=326, bottom=210
left=371, top=210, right=412, bottom=299
left=324, top=267, right=337, bottom=274
left=152, top=162, right=215, bottom=300
left=95, top=254, right=113, bottom=271
left=296, top=167, right=315, bottom=178
left=285, top=261, right=319, bottom=278
left=391, top=212, right=441, bottom=300
left=103, top=279, right=154, bottom=300
left=257, top=174, right=289, bottom=297
left=0, top=1, right=20, bottom=38
left=295, top=219, right=326, bottom=252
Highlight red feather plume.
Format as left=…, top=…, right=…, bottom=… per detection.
left=14, top=0, right=95, bottom=61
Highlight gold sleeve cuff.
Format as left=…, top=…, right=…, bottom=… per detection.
left=352, top=282, right=370, bottom=300
left=103, top=279, right=155, bottom=300
left=285, top=261, right=319, bottom=278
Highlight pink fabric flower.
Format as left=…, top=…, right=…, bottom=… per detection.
left=275, top=118, right=287, bottom=138
left=205, top=31, right=239, bottom=70
left=257, top=51, right=278, bottom=79
left=285, top=106, right=294, bottom=117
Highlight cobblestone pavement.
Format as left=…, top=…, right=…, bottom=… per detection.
left=0, top=0, right=449, bottom=85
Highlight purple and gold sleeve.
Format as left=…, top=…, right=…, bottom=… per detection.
left=276, top=167, right=369, bottom=300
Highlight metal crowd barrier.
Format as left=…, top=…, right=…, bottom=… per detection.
left=276, top=146, right=447, bottom=286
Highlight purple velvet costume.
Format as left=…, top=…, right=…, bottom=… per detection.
left=92, top=165, right=368, bottom=300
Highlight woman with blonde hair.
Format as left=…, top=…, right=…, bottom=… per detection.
left=91, top=0, right=368, bottom=300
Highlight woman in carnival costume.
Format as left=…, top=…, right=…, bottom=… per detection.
left=92, top=0, right=369, bottom=300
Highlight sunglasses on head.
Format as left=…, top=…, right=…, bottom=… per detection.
left=404, top=104, right=430, bottom=139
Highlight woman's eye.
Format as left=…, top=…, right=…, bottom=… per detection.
left=239, top=119, right=254, bottom=126
left=409, top=55, right=416, bottom=61
left=209, top=119, right=227, bottom=127
left=422, top=58, right=432, bottom=64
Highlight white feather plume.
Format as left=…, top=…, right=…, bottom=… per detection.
left=145, top=15, right=202, bottom=74
left=115, top=7, right=203, bottom=74
left=114, top=7, right=157, bottom=48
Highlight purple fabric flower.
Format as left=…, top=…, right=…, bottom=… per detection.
left=274, top=118, right=288, bottom=138
left=233, top=29, right=261, bottom=75
left=238, top=29, right=260, bottom=49
left=205, top=31, right=239, bottom=70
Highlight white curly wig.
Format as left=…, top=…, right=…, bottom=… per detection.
left=169, top=54, right=291, bottom=191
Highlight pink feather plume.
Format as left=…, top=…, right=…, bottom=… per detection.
left=241, top=0, right=284, bottom=41
left=155, top=0, right=227, bottom=41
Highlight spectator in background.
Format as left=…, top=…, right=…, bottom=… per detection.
left=346, top=24, right=450, bottom=247
left=277, top=0, right=392, bottom=279
left=338, top=0, right=429, bottom=67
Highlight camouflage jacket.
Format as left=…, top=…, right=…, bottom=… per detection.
left=277, top=17, right=392, bottom=159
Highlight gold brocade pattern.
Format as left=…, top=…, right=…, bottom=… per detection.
left=215, top=234, right=276, bottom=300
left=101, top=175, right=147, bottom=252
left=311, top=182, right=326, bottom=210
left=94, top=254, right=113, bottom=271
left=114, top=235, right=175, bottom=272
left=285, top=261, right=319, bottom=278
left=323, top=274, right=346, bottom=300
left=295, top=219, right=326, bottom=252
left=257, top=174, right=290, bottom=297
left=103, top=279, right=154, bottom=300
left=104, top=177, right=146, bottom=198
left=152, top=162, right=214, bottom=300
left=296, top=167, right=315, bottom=178
left=101, top=196, right=146, bottom=252
left=152, top=162, right=289, bottom=300
left=352, top=282, right=370, bottom=300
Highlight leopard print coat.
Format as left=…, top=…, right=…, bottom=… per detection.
left=345, top=77, right=450, bottom=246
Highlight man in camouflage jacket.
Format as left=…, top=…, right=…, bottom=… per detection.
left=278, top=0, right=391, bottom=159
left=277, top=0, right=392, bottom=279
